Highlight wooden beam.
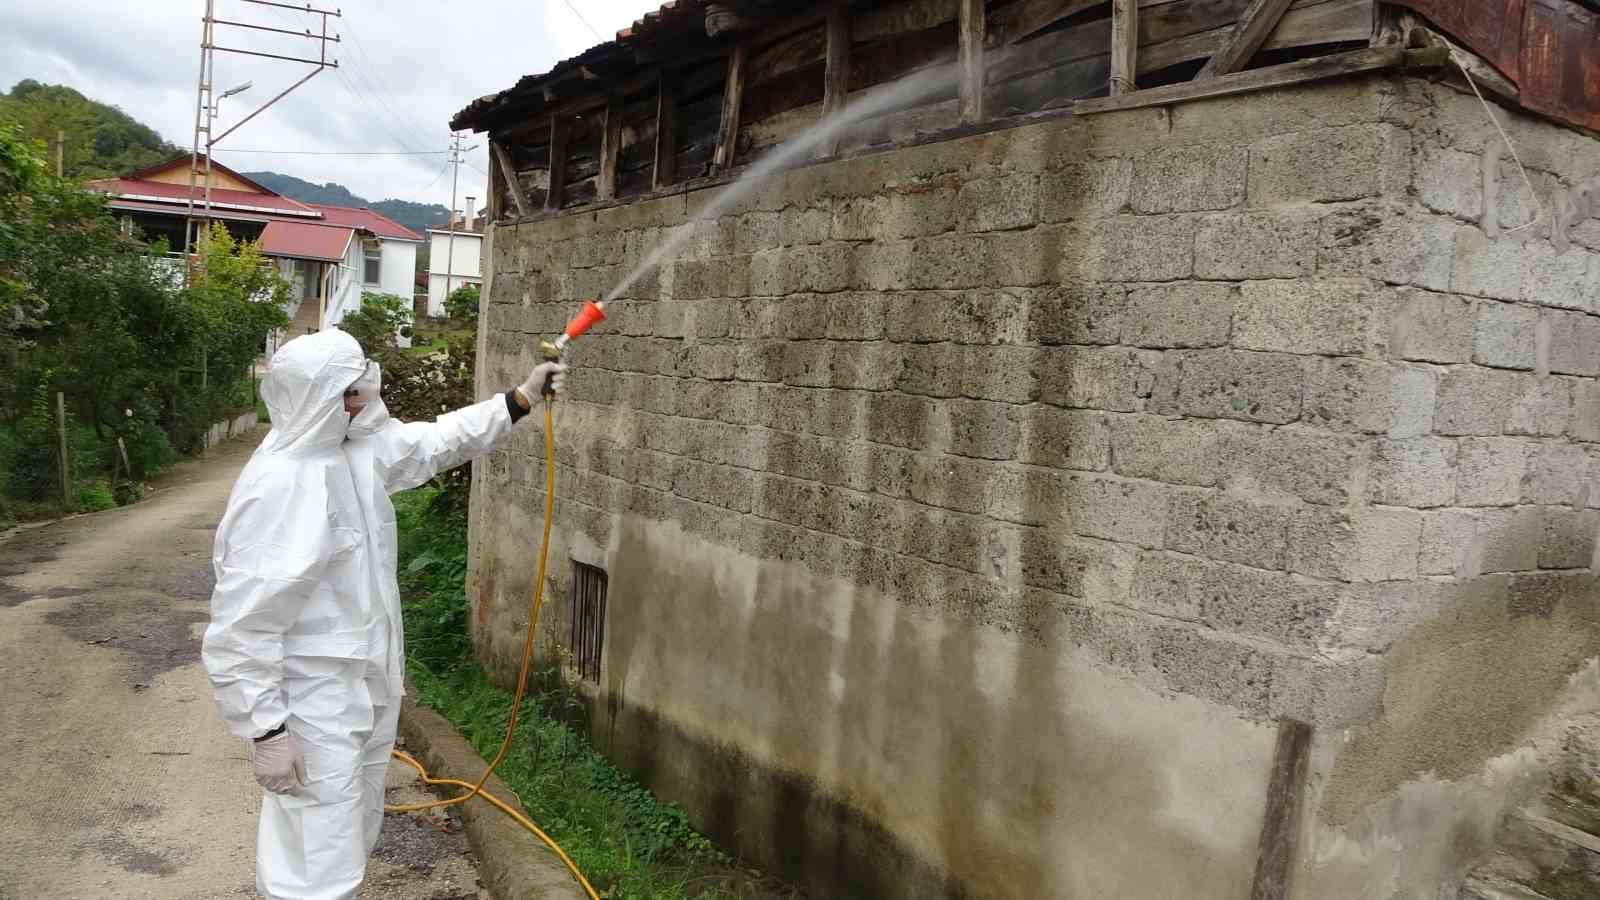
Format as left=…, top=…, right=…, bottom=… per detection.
left=487, top=139, right=504, bottom=223
left=1110, top=0, right=1137, bottom=94
left=987, top=0, right=1098, bottom=47
left=714, top=42, right=749, bottom=171
left=1195, top=0, right=1294, bottom=79
left=1075, top=45, right=1445, bottom=115
left=546, top=116, right=570, bottom=211
left=1370, top=2, right=1405, bottom=47
left=597, top=95, right=623, bottom=201
left=958, top=0, right=985, bottom=122
left=820, top=0, right=852, bottom=155
left=491, top=140, right=531, bottom=219
left=652, top=78, right=678, bottom=189
left=1249, top=719, right=1313, bottom=900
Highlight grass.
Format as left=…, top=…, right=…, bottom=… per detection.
left=394, top=486, right=798, bottom=900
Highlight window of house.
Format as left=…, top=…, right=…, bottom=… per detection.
left=569, top=561, right=608, bottom=683
left=362, top=240, right=381, bottom=285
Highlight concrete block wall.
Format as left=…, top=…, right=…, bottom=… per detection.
left=469, top=75, right=1600, bottom=899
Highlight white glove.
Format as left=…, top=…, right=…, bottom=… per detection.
left=517, top=362, right=567, bottom=405
left=252, top=730, right=306, bottom=795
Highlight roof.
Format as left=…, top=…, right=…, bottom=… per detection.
left=309, top=203, right=423, bottom=242
left=124, top=155, right=279, bottom=195
left=105, top=197, right=271, bottom=224
left=86, top=177, right=321, bottom=217
left=258, top=221, right=355, bottom=262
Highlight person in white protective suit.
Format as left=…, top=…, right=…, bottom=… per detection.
left=201, top=328, right=563, bottom=900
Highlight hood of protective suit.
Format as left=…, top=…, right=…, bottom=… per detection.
left=346, top=361, right=391, bottom=440
left=260, top=330, right=368, bottom=455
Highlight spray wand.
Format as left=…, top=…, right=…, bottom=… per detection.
left=537, top=298, right=607, bottom=396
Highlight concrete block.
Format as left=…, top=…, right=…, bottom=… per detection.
left=1024, top=284, right=1125, bottom=345
left=779, top=342, right=836, bottom=388
left=1415, top=145, right=1485, bottom=220
left=885, top=290, right=1028, bottom=345
left=1541, top=508, right=1599, bottom=569
left=1544, top=309, right=1600, bottom=376
left=1526, top=442, right=1590, bottom=506
left=1456, top=437, right=1530, bottom=506
left=1194, top=210, right=1319, bottom=280
left=735, top=341, right=787, bottom=383
left=1433, top=367, right=1525, bottom=436
left=1039, top=346, right=1157, bottom=412
left=1018, top=406, right=1110, bottom=471
left=1524, top=243, right=1599, bottom=311
left=1505, top=377, right=1573, bottom=438
left=1039, top=159, right=1133, bottom=222
left=1175, top=349, right=1303, bottom=425
left=1318, top=204, right=1455, bottom=292
left=1232, top=278, right=1379, bottom=356
left=1472, top=506, right=1542, bottom=574
left=830, top=196, right=887, bottom=242
left=1573, top=381, right=1600, bottom=442
left=1473, top=301, right=1539, bottom=370
left=938, top=399, right=1021, bottom=460
left=1219, top=424, right=1362, bottom=506
left=1109, top=414, right=1223, bottom=487
left=750, top=249, right=785, bottom=296
left=782, top=243, right=854, bottom=294
left=1132, top=552, right=1341, bottom=649
left=1165, top=489, right=1292, bottom=569
left=1287, top=505, right=1423, bottom=582
left=896, top=344, right=961, bottom=398
left=910, top=454, right=1010, bottom=518
left=1122, top=282, right=1235, bottom=349
left=1452, top=227, right=1526, bottom=301
left=957, top=174, right=1040, bottom=232
left=1367, top=437, right=1458, bottom=508
left=1248, top=124, right=1409, bottom=206
left=1088, top=216, right=1195, bottom=283
left=905, top=233, right=993, bottom=290
left=1420, top=508, right=1479, bottom=575
left=958, top=345, right=1043, bottom=405
left=991, top=227, right=1066, bottom=288
left=769, top=295, right=831, bottom=340
left=1019, top=529, right=1131, bottom=597
left=734, top=211, right=783, bottom=253
left=1148, top=622, right=1276, bottom=717
left=885, top=186, right=961, bottom=239
left=865, top=393, right=935, bottom=450
left=1062, top=473, right=1169, bottom=547
left=780, top=205, right=833, bottom=247
left=831, top=343, right=903, bottom=392
left=1390, top=288, right=1474, bottom=364
left=1131, top=144, right=1247, bottom=214
left=824, top=293, right=889, bottom=340
left=849, top=241, right=913, bottom=292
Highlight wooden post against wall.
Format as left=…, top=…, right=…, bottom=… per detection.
left=653, top=78, right=678, bottom=189
left=1110, top=0, right=1137, bottom=94
left=714, top=43, right=749, bottom=172
left=546, top=116, right=570, bottom=211
left=1249, top=719, right=1313, bottom=900
left=597, top=95, right=623, bottom=201
left=958, top=0, right=986, bottom=122
left=491, top=140, right=531, bottom=219
left=820, top=0, right=852, bottom=156
left=55, top=392, right=70, bottom=510
left=486, top=140, right=503, bottom=223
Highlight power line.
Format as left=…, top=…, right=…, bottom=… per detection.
left=217, top=148, right=448, bottom=156
left=561, top=0, right=606, bottom=41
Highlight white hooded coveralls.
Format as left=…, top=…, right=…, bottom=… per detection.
left=202, top=329, right=521, bottom=900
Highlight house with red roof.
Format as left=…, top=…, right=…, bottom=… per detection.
left=88, top=156, right=422, bottom=349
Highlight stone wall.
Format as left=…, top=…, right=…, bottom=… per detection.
left=469, top=74, right=1600, bottom=898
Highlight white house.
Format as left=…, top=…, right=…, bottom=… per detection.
left=89, top=156, right=423, bottom=353
left=426, top=209, right=485, bottom=317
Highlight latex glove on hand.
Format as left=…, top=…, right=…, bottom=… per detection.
left=252, top=730, right=306, bottom=795
left=517, top=362, right=567, bottom=406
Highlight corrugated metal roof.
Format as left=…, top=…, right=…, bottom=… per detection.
left=258, top=221, right=354, bottom=262
left=86, top=178, right=322, bottom=217
left=310, top=203, right=423, bottom=241
left=104, top=198, right=272, bottom=224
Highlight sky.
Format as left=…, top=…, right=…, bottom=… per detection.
left=0, top=0, right=665, bottom=212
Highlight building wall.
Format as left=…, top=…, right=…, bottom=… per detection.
left=428, top=231, right=485, bottom=317
left=470, top=75, right=1600, bottom=899
left=428, top=273, right=483, bottom=317
left=373, top=240, right=417, bottom=301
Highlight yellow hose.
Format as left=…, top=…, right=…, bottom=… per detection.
left=386, top=399, right=600, bottom=900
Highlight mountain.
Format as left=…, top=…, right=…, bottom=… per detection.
left=245, top=170, right=450, bottom=236
left=0, top=80, right=180, bottom=179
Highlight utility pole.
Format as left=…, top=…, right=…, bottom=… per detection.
left=55, top=130, right=63, bottom=177
left=442, top=132, right=478, bottom=310
left=185, top=0, right=340, bottom=275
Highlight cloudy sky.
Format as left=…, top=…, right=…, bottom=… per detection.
left=1, top=0, right=664, bottom=212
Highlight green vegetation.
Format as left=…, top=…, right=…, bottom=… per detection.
left=395, top=488, right=797, bottom=900
left=0, top=80, right=180, bottom=179
left=0, top=125, right=287, bottom=525
left=444, top=284, right=479, bottom=322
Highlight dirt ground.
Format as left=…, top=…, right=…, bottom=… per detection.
left=0, top=430, right=488, bottom=900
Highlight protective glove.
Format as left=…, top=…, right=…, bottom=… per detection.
left=251, top=730, right=306, bottom=795
left=517, top=361, right=567, bottom=405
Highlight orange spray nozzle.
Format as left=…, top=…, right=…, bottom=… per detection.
left=564, top=298, right=607, bottom=341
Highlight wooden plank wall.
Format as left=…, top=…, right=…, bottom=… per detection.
left=490, top=0, right=1374, bottom=220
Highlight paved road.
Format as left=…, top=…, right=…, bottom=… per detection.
left=0, top=431, right=486, bottom=900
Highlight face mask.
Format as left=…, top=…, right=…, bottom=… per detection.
left=345, top=361, right=389, bottom=439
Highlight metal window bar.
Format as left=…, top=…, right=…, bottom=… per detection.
left=570, top=562, right=608, bottom=683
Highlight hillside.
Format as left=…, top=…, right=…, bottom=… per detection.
left=0, top=80, right=179, bottom=179
left=245, top=170, right=450, bottom=236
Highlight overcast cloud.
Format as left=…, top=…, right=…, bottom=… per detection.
left=0, top=0, right=665, bottom=212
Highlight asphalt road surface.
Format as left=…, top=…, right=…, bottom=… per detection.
left=0, top=430, right=487, bottom=900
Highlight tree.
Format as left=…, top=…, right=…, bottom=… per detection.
left=338, top=293, right=412, bottom=357
left=444, top=284, right=479, bottom=321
